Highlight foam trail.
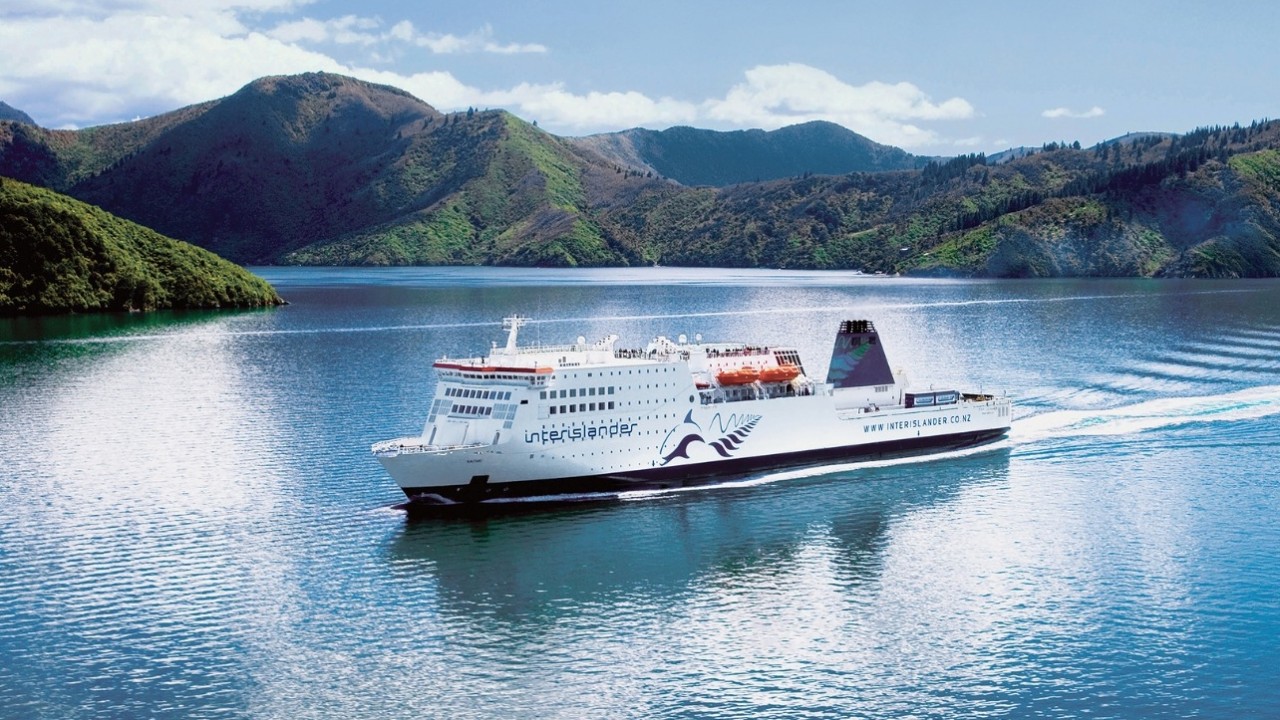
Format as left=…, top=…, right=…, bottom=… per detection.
left=399, top=386, right=1280, bottom=509
left=1010, top=385, right=1280, bottom=443
left=511, top=385, right=1280, bottom=506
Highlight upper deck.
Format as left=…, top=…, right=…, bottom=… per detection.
left=431, top=316, right=806, bottom=390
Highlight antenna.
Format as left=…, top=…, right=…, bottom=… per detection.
left=502, top=315, right=528, bottom=353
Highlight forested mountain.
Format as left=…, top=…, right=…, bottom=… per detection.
left=0, top=178, right=282, bottom=314
left=0, top=73, right=649, bottom=266
left=2, top=72, right=1279, bottom=277
left=0, top=102, right=34, bottom=126
left=602, top=124, right=1280, bottom=277
left=570, top=121, right=928, bottom=186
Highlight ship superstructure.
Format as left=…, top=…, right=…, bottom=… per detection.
left=372, top=317, right=1011, bottom=503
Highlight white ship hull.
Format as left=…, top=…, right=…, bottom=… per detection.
left=373, top=317, right=1011, bottom=505
left=376, top=395, right=1009, bottom=503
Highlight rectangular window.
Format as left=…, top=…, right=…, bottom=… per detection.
left=540, top=391, right=546, bottom=399
left=560, top=405, right=566, bottom=414
left=570, top=388, right=577, bottom=398
left=608, top=401, right=615, bottom=410
left=608, top=387, right=615, bottom=395
left=550, top=406, right=557, bottom=415
left=589, top=388, right=596, bottom=396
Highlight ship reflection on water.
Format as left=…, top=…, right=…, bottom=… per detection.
left=387, top=447, right=1012, bottom=623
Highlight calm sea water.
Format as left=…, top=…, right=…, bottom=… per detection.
left=2, top=268, right=1279, bottom=719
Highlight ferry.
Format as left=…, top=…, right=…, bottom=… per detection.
left=372, top=317, right=1011, bottom=504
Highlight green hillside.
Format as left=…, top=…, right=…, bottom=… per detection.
left=0, top=73, right=648, bottom=267
left=3, top=72, right=1280, bottom=277
left=592, top=122, right=1280, bottom=277
left=0, top=178, right=282, bottom=315
left=285, top=112, right=633, bottom=266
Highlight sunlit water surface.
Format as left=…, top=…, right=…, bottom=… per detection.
left=2, top=269, right=1279, bottom=719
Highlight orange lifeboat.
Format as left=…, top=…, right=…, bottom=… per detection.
left=716, top=366, right=759, bottom=385
left=758, top=365, right=801, bottom=383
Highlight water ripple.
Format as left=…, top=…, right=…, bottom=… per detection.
left=4, top=276, right=1280, bottom=718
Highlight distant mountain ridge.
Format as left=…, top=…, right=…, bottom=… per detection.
left=3, top=72, right=1280, bottom=278
left=570, top=121, right=928, bottom=186
left=0, top=102, right=34, bottom=125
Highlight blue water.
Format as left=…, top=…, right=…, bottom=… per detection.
left=2, top=269, right=1279, bottom=719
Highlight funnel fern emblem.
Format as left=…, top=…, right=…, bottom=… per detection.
left=659, top=411, right=762, bottom=465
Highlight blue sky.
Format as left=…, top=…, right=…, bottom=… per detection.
left=2, top=0, right=1277, bottom=155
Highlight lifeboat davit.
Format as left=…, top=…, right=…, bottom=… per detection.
left=716, top=367, right=759, bottom=385
left=758, top=365, right=801, bottom=383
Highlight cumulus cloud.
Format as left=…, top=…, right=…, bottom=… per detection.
left=266, top=17, right=547, bottom=54
left=0, top=5, right=545, bottom=127
left=268, top=15, right=382, bottom=45
left=703, top=64, right=974, bottom=147
left=0, top=4, right=971, bottom=149
left=485, top=84, right=699, bottom=130
left=0, top=11, right=347, bottom=125
left=1042, top=106, right=1105, bottom=119
left=407, top=23, right=548, bottom=55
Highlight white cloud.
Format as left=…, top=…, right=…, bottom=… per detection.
left=486, top=84, right=699, bottom=129
left=703, top=64, right=974, bottom=147
left=1042, top=106, right=1105, bottom=119
left=268, top=15, right=381, bottom=45
left=409, top=23, right=547, bottom=55
left=7, top=0, right=316, bottom=20
left=0, top=6, right=970, bottom=149
left=0, top=6, right=547, bottom=127
left=0, top=11, right=346, bottom=126
left=264, top=16, right=546, bottom=55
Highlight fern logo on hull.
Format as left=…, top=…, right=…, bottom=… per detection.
left=659, top=411, right=762, bottom=466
